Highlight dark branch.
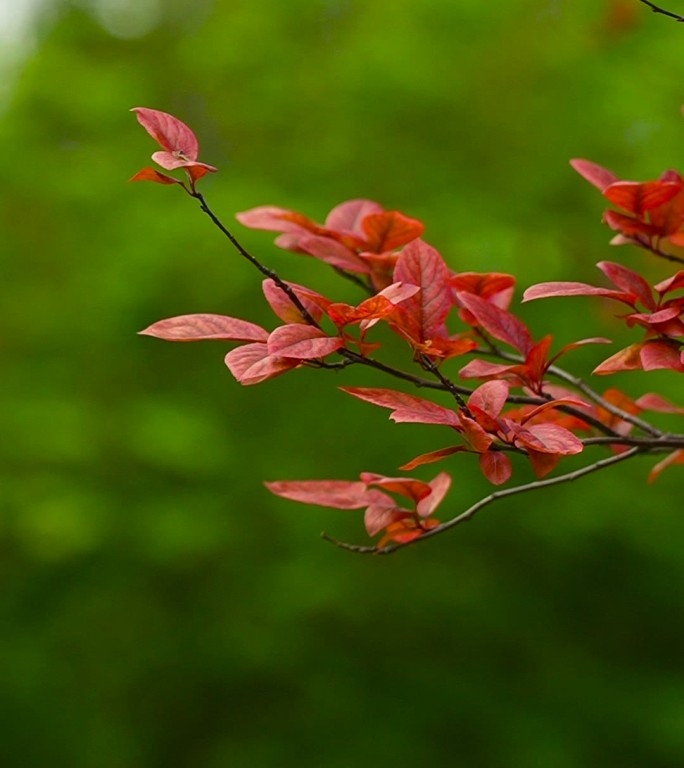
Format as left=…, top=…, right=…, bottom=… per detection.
left=638, top=0, right=684, bottom=22
left=322, top=447, right=643, bottom=555
left=192, top=192, right=320, bottom=327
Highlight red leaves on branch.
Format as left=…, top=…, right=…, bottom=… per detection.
left=237, top=199, right=425, bottom=289
left=266, top=471, right=450, bottom=546
left=130, top=107, right=217, bottom=190
left=344, top=380, right=584, bottom=484
left=525, top=261, right=684, bottom=373
left=571, top=158, right=684, bottom=247
left=133, top=105, right=684, bottom=549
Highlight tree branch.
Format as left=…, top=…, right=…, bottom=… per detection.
left=638, top=0, right=684, bottom=22
left=322, top=447, right=643, bottom=555
left=192, top=192, right=320, bottom=327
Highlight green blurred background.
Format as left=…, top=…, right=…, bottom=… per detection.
left=2, top=1, right=684, bottom=765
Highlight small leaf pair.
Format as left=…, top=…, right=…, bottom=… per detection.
left=130, top=107, right=217, bottom=191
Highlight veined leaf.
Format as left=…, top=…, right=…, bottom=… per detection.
left=140, top=313, right=269, bottom=342
left=341, top=387, right=461, bottom=428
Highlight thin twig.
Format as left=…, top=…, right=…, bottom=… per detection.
left=638, top=0, right=684, bottom=22
left=322, top=447, right=643, bottom=555
left=192, top=192, right=320, bottom=327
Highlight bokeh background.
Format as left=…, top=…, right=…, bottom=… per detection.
left=2, top=1, right=684, bottom=766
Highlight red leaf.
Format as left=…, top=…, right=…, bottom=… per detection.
left=597, top=261, right=655, bottom=309
left=341, top=387, right=461, bottom=428
left=516, top=423, right=584, bottom=455
left=325, top=199, right=384, bottom=235
left=361, top=211, right=425, bottom=252
left=224, top=343, right=299, bottom=385
left=450, top=272, right=516, bottom=309
left=293, top=234, right=371, bottom=273
left=479, top=451, right=512, bottom=485
left=604, top=209, right=659, bottom=238
left=518, top=397, right=589, bottom=425
left=129, top=167, right=182, bottom=185
left=655, top=271, right=684, bottom=296
left=400, top=446, right=467, bottom=471
left=265, top=479, right=380, bottom=509
left=635, top=393, right=684, bottom=414
left=550, top=336, right=612, bottom=366
left=523, top=281, right=635, bottom=305
left=527, top=450, right=561, bottom=479
left=640, top=340, right=684, bottom=372
left=648, top=449, right=684, bottom=483
left=459, top=413, right=495, bottom=451
left=139, top=313, right=269, bottom=342
left=458, top=358, right=521, bottom=381
left=235, top=206, right=317, bottom=235
left=267, top=325, right=343, bottom=359
left=132, top=107, right=199, bottom=158
left=468, top=380, right=509, bottom=418
left=570, top=158, right=618, bottom=192
left=365, top=503, right=403, bottom=537
left=327, top=283, right=419, bottom=330
left=458, top=292, right=533, bottom=355
left=262, top=279, right=329, bottom=325
left=360, top=473, right=433, bottom=503
left=603, top=180, right=681, bottom=216
left=416, top=472, right=452, bottom=517
left=593, top=343, right=644, bottom=375
left=392, top=239, right=452, bottom=344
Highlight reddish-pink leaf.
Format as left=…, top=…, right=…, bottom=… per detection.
left=458, top=359, right=521, bottom=381
left=340, top=387, right=461, bottom=428
left=139, top=313, right=269, bottom=342
left=597, top=261, right=655, bottom=309
left=655, top=271, right=684, bottom=296
left=523, top=281, right=635, bottom=305
left=527, top=450, right=561, bottom=479
left=516, top=423, right=584, bottom=455
left=294, top=234, right=371, bottom=273
left=392, top=239, right=452, bottom=343
left=450, top=272, right=516, bottom=310
left=518, top=397, right=589, bottom=425
left=459, top=414, right=495, bottom=451
left=129, top=167, right=182, bottom=185
left=479, top=451, right=512, bottom=486
left=365, top=503, right=402, bottom=537
left=570, top=159, right=618, bottom=192
left=235, top=206, right=318, bottom=234
left=635, top=393, right=684, bottom=414
left=325, top=199, right=384, bottom=235
left=640, top=340, right=684, bottom=372
left=400, top=446, right=467, bottom=471
left=360, top=473, right=433, bottom=503
left=468, top=380, right=509, bottom=418
left=265, top=479, right=380, bottom=509
left=416, top=472, right=452, bottom=517
left=604, top=209, right=659, bottom=238
left=361, top=211, right=425, bottom=252
left=262, top=279, right=329, bottom=325
left=132, top=107, right=199, bottom=158
left=550, top=337, right=612, bottom=366
left=267, top=325, right=343, bottom=359
left=648, top=449, right=684, bottom=483
left=458, top=292, right=533, bottom=355
left=603, top=181, right=681, bottom=216
left=224, top=343, right=299, bottom=385
left=593, top=343, right=644, bottom=375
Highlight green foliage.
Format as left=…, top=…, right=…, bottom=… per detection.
left=2, top=1, right=684, bottom=766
